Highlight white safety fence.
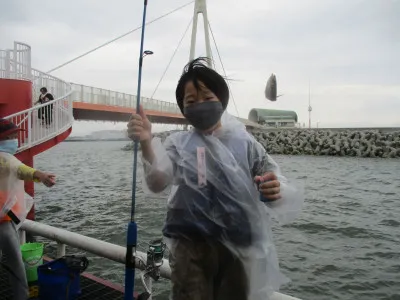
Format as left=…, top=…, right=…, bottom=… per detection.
left=0, top=42, right=31, bottom=81
left=4, top=96, right=73, bottom=153
left=1, top=42, right=74, bottom=152
left=70, top=83, right=182, bottom=114
left=19, top=220, right=301, bottom=300
left=68, top=84, right=265, bottom=128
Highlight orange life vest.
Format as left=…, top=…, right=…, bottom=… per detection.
left=0, top=190, right=24, bottom=222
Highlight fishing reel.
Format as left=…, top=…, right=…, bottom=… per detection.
left=145, top=238, right=166, bottom=281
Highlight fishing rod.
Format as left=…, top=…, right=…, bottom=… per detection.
left=124, top=0, right=151, bottom=299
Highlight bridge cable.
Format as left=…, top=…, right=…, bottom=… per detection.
left=208, top=21, right=240, bottom=117
left=46, top=1, right=194, bottom=74
left=150, top=17, right=193, bottom=100
left=209, top=43, right=216, bottom=70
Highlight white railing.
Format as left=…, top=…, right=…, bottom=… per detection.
left=1, top=42, right=74, bottom=152
left=71, top=83, right=182, bottom=115
left=31, top=68, right=72, bottom=105
left=4, top=95, right=73, bottom=153
left=19, top=220, right=301, bottom=300
left=0, top=42, right=31, bottom=80
left=69, top=84, right=266, bottom=128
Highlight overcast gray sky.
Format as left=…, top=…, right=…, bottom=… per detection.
left=1, top=0, right=399, bottom=135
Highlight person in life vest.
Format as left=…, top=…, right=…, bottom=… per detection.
left=0, top=118, right=56, bottom=300
left=127, top=58, right=304, bottom=300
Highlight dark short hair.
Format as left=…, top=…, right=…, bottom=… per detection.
left=175, top=57, right=229, bottom=113
left=40, top=87, right=47, bottom=93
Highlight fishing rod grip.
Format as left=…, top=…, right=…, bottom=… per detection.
left=257, top=179, right=274, bottom=203
left=259, top=193, right=273, bottom=203
left=124, top=222, right=137, bottom=300
left=125, top=222, right=137, bottom=269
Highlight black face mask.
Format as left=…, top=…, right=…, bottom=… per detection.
left=183, top=101, right=224, bottom=131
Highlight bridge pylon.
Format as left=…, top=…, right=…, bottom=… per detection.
left=189, top=0, right=212, bottom=68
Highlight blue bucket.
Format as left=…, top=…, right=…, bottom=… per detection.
left=37, top=256, right=89, bottom=300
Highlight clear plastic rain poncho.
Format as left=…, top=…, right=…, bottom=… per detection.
left=142, top=112, right=304, bottom=299
left=0, top=152, right=34, bottom=229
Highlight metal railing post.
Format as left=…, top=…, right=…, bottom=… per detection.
left=5, top=50, right=11, bottom=79
left=55, top=101, right=59, bottom=131
left=27, top=111, right=32, bottom=147
left=80, top=85, right=84, bottom=102
left=57, top=243, right=66, bottom=258
left=19, top=229, right=26, bottom=245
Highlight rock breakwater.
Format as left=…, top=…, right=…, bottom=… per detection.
left=251, top=129, right=400, bottom=158
left=123, top=129, right=400, bottom=158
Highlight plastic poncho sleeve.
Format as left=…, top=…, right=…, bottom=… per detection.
left=0, top=154, right=20, bottom=177
left=0, top=156, right=39, bottom=182
left=251, top=138, right=304, bottom=225
left=0, top=153, right=34, bottom=225
left=141, top=136, right=175, bottom=195
left=18, top=164, right=39, bottom=182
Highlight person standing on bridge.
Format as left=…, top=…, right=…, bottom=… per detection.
left=0, top=118, right=56, bottom=300
left=127, top=58, right=303, bottom=300
left=34, top=87, right=54, bottom=127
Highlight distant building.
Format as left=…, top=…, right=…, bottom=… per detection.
left=248, top=109, right=298, bottom=128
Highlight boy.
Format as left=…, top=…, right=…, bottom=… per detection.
left=127, top=58, right=303, bottom=300
left=0, top=118, right=56, bottom=300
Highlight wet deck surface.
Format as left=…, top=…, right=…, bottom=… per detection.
left=0, top=265, right=125, bottom=300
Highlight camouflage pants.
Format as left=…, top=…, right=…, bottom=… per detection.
left=169, top=239, right=249, bottom=300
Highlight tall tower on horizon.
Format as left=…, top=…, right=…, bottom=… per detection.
left=308, top=80, right=312, bottom=129
left=189, top=0, right=213, bottom=68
